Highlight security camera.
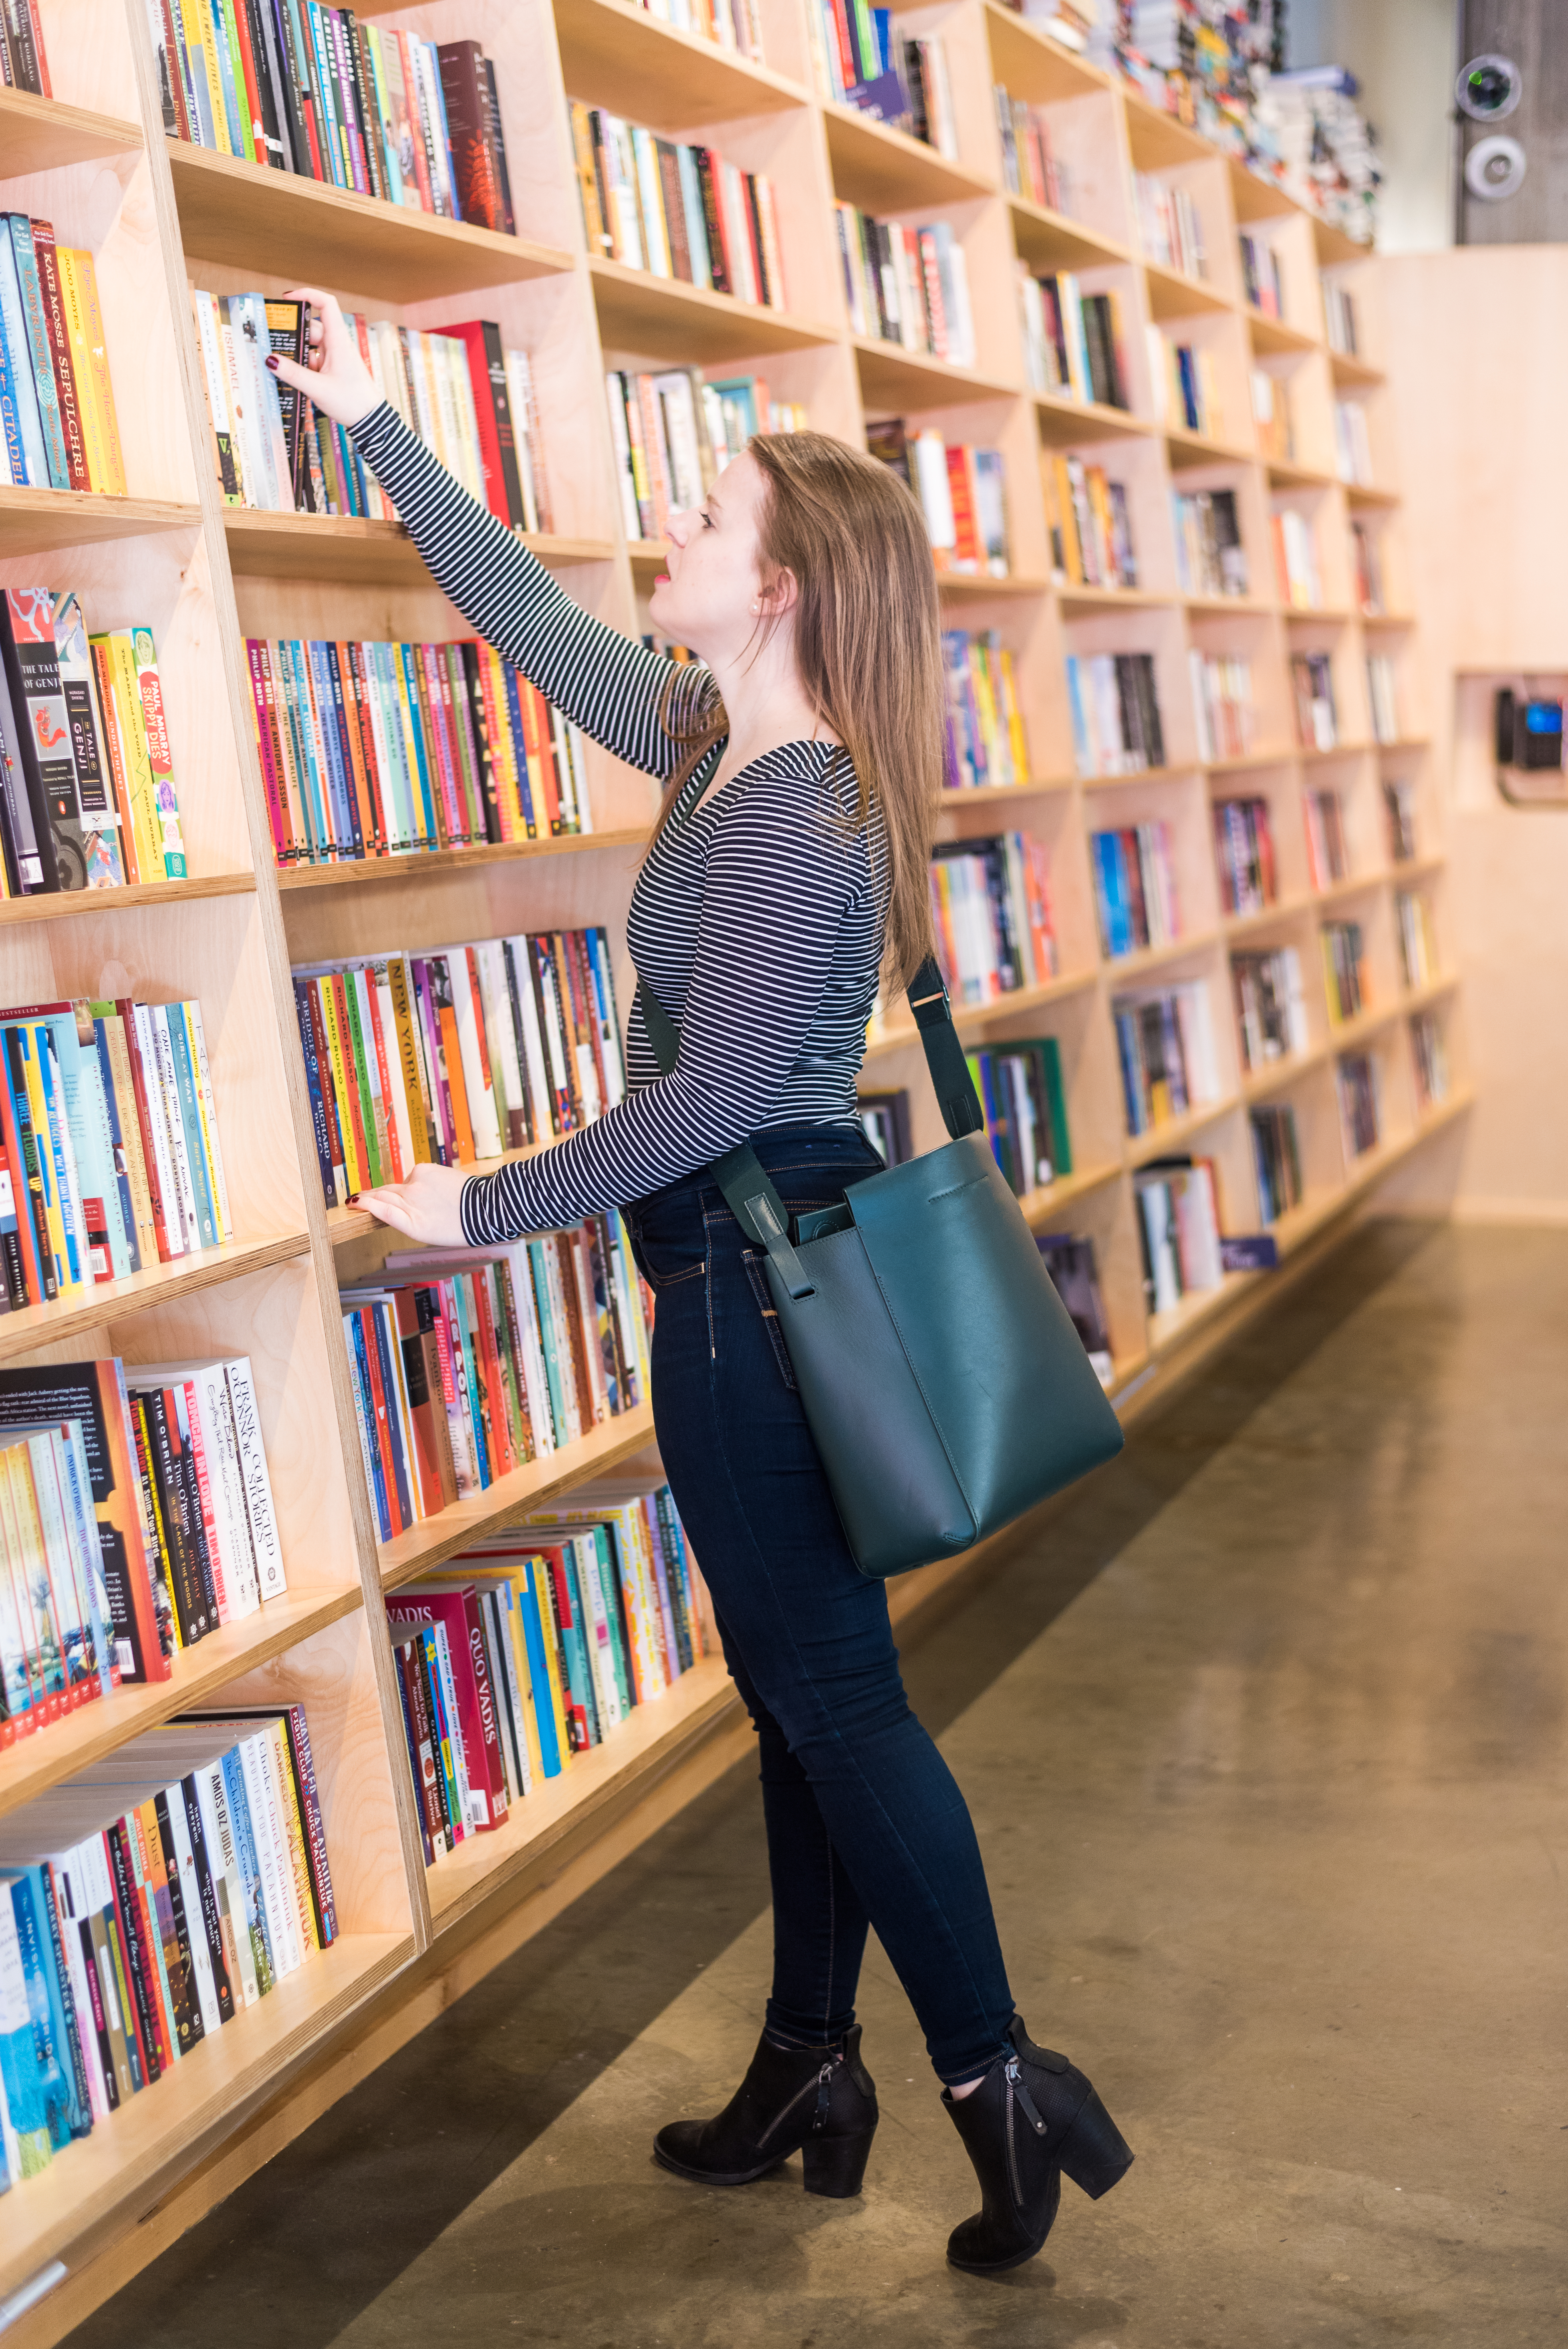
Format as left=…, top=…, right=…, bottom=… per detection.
left=1457, top=54, right=1522, bottom=120
left=1465, top=134, right=1527, bottom=201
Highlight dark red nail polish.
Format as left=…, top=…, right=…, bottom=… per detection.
left=265, top=354, right=280, bottom=373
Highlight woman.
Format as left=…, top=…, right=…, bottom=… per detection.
left=271, top=298, right=1133, bottom=2272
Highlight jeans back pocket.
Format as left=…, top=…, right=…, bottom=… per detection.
left=742, top=1248, right=798, bottom=1390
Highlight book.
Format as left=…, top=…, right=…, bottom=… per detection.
left=1366, top=653, right=1400, bottom=745
left=1136, top=173, right=1206, bottom=278
left=1394, top=889, right=1437, bottom=991
left=1273, top=507, right=1321, bottom=608
left=569, top=106, right=784, bottom=311
left=1019, top=269, right=1129, bottom=409
left=247, top=633, right=588, bottom=865
left=1135, top=1158, right=1224, bottom=1313
left=1189, top=651, right=1255, bottom=762
left=1336, top=1049, right=1380, bottom=1156
left=1111, top=981, right=1221, bottom=1137
left=0, top=1708, right=336, bottom=2190
left=1042, top=454, right=1137, bottom=591
left=1291, top=652, right=1338, bottom=751
left=832, top=205, right=974, bottom=367
left=867, top=423, right=1009, bottom=577
left=1037, top=1233, right=1113, bottom=1387
left=1171, top=487, right=1246, bottom=597
left=996, top=83, right=1074, bottom=213
left=1212, top=796, right=1277, bottom=916
left=1090, top=821, right=1179, bottom=959
left=1304, top=787, right=1348, bottom=888
left=1251, top=1103, right=1304, bottom=1222
left=0, top=1, right=51, bottom=95
left=808, top=8, right=955, bottom=152
left=1064, top=652, right=1165, bottom=777
left=940, top=629, right=1031, bottom=791
left=1320, top=919, right=1368, bottom=1024
left=966, top=1037, right=1072, bottom=1198
left=1238, top=230, right=1284, bottom=316
left=929, top=832, right=1056, bottom=1002
left=1410, top=1008, right=1448, bottom=1109
left=857, top=1089, right=911, bottom=1167
left=1231, top=947, right=1308, bottom=1071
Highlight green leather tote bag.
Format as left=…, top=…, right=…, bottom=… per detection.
left=638, top=942, right=1124, bottom=1581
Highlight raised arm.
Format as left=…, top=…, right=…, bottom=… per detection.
left=270, top=290, right=711, bottom=779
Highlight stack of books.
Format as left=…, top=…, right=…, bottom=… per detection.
left=866, top=421, right=1009, bottom=577
left=1212, top=796, right=1277, bottom=915
left=605, top=368, right=805, bottom=543
left=1321, top=919, right=1368, bottom=1022
left=0, top=217, right=125, bottom=495
left=1019, top=270, right=1130, bottom=408
left=995, top=86, right=1074, bottom=214
left=968, top=1037, right=1071, bottom=1200
left=343, top=1226, right=651, bottom=1540
left=1292, top=652, right=1338, bottom=750
left=291, top=925, right=623, bottom=1207
left=1251, top=369, right=1294, bottom=462
left=1038, top=1234, right=1113, bottom=1385
left=1366, top=653, right=1400, bottom=744
left=245, top=633, right=589, bottom=867
left=1273, top=508, right=1321, bottom=607
left=0, top=1350, right=284, bottom=1709
left=569, top=106, right=785, bottom=311
left=1066, top=651, right=1166, bottom=776
left=1154, top=335, right=1225, bottom=440
left=941, top=629, right=1030, bottom=792
left=153, top=13, right=516, bottom=233
left=387, top=1488, right=704, bottom=1854
left=1395, top=889, right=1437, bottom=989
left=1091, top=820, right=1180, bottom=959
left=1136, top=174, right=1206, bottom=277
left=1333, top=400, right=1375, bottom=486
left=1172, top=487, right=1248, bottom=597
left=808, top=7, right=957, bottom=149
left=1137, top=1158, right=1224, bottom=1315
left=1043, top=454, right=1137, bottom=590
left=1304, top=786, right=1349, bottom=887
left=1, top=994, right=233, bottom=1306
left=929, top=833, right=1056, bottom=1003
left=1251, top=1102, right=1303, bottom=1220
left=1232, top=946, right=1309, bottom=1070
left=1410, top=1008, right=1448, bottom=1108
left=857, top=1089, right=911, bottom=1166
left=1191, top=651, right=1256, bottom=762
left=1, top=590, right=187, bottom=897
left=1112, top=980, right=1221, bottom=1137
left=1238, top=231, right=1284, bottom=316
left=0, top=7, right=49, bottom=91
left=1337, top=1050, right=1380, bottom=1155
left=833, top=206, right=975, bottom=367
left=193, top=295, right=551, bottom=532
left=0, top=1708, right=336, bottom=2188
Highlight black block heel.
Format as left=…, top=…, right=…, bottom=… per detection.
left=1057, top=2087, right=1135, bottom=2201
left=801, top=2127, right=875, bottom=2200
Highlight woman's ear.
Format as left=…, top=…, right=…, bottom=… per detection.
left=757, top=565, right=799, bottom=619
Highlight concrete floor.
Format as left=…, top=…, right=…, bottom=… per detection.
left=68, top=1220, right=1566, bottom=2348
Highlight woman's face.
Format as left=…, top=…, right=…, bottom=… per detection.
left=648, top=449, right=774, bottom=658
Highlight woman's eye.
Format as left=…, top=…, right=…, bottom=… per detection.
left=700, top=510, right=714, bottom=529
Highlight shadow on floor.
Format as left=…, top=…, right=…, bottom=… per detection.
left=63, top=1219, right=1438, bottom=2349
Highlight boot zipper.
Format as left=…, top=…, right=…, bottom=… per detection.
left=758, top=2058, right=837, bottom=2147
left=1004, top=2066, right=1022, bottom=2206
left=1006, top=2056, right=1048, bottom=2135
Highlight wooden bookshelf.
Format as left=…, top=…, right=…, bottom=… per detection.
left=0, top=0, right=1464, bottom=2334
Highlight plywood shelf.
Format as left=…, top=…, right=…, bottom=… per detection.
left=551, top=0, right=808, bottom=129
left=940, top=776, right=1074, bottom=805
left=167, top=141, right=573, bottom=303
left=854, top=337, right=1020, bottom=416
left=1167, top=427, right=1258, bottom=471
left=275, top=828, right=647, bottom=895
left=1246, top=310, right=1320, bottom=357
left=822, top=101, right=994, bottom=215
left=0, top=872, right=256, bottom=928
left=224, top=510, right=616, bottom=584
left=1266, top=458, right=1339, bottom=492
left=863, top=966, right=1098, bottom=1063
left=0, top=1929, right=410, bottom=2305
left=984, top=0, right=1110, bottom=106
left=0, top=86, right=141, bottom=175
left=0, top=486, right=200, bottom=556
left=1035, top=390, right=1152, bottom=447
left=1123, top=91, right=1215, bottom=173
left=0, top=1229, right=310, bottom=1366
left=1125, top=1091, right=1241, bottom=1166
left=1016, top=1161, right=1127, bottom=1228
left=1103, top=927, right=1224, bottom=984
left=1009, top=197, right=1130, bottom=277
left=1143, top=261, right=1230, bottom=322
left=591, top=257, right=835, bottom=363
left=378, top=1406, right=661, bottom=1589
left=1330, top=350, right=1385, bottom=389
left=1346, top=482, right=1401, bottom=511
left=0, top=1584, right=362, bottom=1823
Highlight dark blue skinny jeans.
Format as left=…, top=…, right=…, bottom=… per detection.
left=625, top=1123, right=1016, bottom=2085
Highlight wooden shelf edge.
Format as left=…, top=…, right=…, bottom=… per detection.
left=1125, top=1091, right=1241, bottom=1167
left=0, top=872, right=257, bottom=928
left=0, top=1584, right=362, bottom=1823
left=550, top=0, right=810, bottom=122
left=223, top=510, right=615, bottom=581
left=275, top=829, right=647, bottom=893
left=862, top=966, right=1098, bottom=1062
left=0, top=87, right=143, bottom=172
left=0, top=1229, right=311, bottom=1365
left=0, top=487, right=201, bottom=552
left=378, top=1407, right=660, bottom=1588
left=0, top=1930, right=411, bottom=2303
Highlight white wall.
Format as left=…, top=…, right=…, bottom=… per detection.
left=1288, top=0, right=1458, bottom=253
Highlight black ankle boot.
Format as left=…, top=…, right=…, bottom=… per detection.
left=943, top=2015, right=1133, bottom=2274
left=654, top=2024, right=878, bottom=2198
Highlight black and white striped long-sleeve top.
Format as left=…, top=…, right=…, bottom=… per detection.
left=348, top=403, right=889, bottom=1243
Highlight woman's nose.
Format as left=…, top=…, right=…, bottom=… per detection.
left=666, top=507, right=696, bottom=548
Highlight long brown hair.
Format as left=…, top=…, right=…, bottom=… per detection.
left=650, top=429, right=941, bottom=991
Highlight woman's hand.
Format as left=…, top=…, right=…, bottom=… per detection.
left=269, top=287, right=380, bottom=429
left=350, top=1161, right=469, bottom=1248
